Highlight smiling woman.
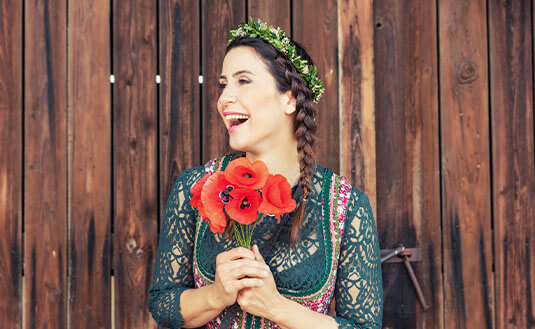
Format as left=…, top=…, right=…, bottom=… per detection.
left=148, top=18, right=383, bottom=329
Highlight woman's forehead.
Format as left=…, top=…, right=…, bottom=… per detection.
left=221, top=47, right=269, bottom=77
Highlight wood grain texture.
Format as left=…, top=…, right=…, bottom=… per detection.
left=24, top=0, right=67, bottom=328
left=113, top=1, right=158, bottom=328
left=488, top=0, right=535, bottom=328
left=68, top=0, right=112, bottom=328
left=374, top=1, right=442, bottom=328
left=0, top=1, right=22, bottom=328
left=248, top=0, right=291, bottom=34
left=438, top=1, right=493, bottom=328
left=293, top=0, right=339, bottom=173
left=201, top=0, right=245, bottom=162
left=159, top=0, right=201, bottom=209
left=338, top=0, right=377, bottom=215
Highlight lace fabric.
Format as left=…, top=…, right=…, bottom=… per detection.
left=148, top=153, right=383, bottom=328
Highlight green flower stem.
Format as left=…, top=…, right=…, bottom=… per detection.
left=232, top=213, right=262, bottom=249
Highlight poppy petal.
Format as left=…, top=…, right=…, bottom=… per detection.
left=201, top=172, right=231, bottom=230
left=224, top=157, right=269, bottom=190
left=258, top=174, right=296, bottom=221
left=226, top=188, right=262, bottom=225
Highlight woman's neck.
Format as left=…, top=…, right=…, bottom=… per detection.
left=244, top=143, right=301, bottom=187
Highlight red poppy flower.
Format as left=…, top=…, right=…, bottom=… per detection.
left=200, top=172, right=233, bottom=232
left=190, top=174, right=209, bottom=209
left=209, top=221, right=226, bottom=234
left=224, top=157, right=269, bottom=190
left=258, top=174, right=296, bottom=222
left=226, top=188, right=262, bottom=225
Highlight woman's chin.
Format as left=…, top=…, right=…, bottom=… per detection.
left=228, top=137, right=248, bottom=153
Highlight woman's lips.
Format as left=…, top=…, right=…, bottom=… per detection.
left=228, top=119, right=247, bottom=132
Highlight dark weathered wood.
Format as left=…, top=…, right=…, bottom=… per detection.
left=339, top=0, right=377, bottom=214
left=159, top=0, right=201, bottom=209
left=248, top=0, right=290, bottom=34
left=113, top=1, right=158, bottom=328
left=438, top=1, right=493, bottom=328
left=24, top=0, right=68, bottom=328
left=68, top=0, right=112, bottom=328
left=292, top=0, right=339, bottom=173
left=201, top=0, right=245, bottom=162
left=488, top=0, right=535, bottom=328
left=0, top=1, right=22, bottom=328
left=374, top=1, right=442, bottom=328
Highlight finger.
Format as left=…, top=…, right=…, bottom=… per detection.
left=253, top=244, right=265, bottom=263
left=216, top=247, right=255, bottom=264
left=219, top=258, right=267, bottom=273
left=230, top=264, right=269, bottom=280
left=235, top=278, right=263, bottom=290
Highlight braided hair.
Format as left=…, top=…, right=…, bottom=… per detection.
left=225, top=37, right=318, bottom=245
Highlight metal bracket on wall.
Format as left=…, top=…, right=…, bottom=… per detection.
left=380, top=244, right=429, bottom=311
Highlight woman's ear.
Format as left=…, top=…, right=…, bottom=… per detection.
left=283, top=90, right=297, bottom=115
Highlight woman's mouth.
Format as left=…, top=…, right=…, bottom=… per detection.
left=225, top=114, right=249, bottom=132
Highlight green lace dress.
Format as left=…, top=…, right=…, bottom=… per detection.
left=148, top=152, right=383, bottom=328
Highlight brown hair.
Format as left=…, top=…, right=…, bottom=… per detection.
left=225, top=37, right=318, bottom=245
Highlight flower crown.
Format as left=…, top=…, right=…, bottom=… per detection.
left=228, top=17, right=325, bottom=103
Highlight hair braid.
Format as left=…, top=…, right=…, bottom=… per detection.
left=277, top=55, right=318, bottom=245
left=226, top=37, right=320, bottom=245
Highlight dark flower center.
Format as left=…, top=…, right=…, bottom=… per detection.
left=240, top=199, right=251, bottom=209
left=219, top=185, right=234, bottom=203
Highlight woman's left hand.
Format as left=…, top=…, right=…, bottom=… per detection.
left=236, top=244, right=285, bottom=320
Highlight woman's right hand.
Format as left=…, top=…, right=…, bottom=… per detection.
left=210, top=247, right=270, bottom=309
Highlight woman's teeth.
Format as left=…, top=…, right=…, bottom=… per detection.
left=225, top=114, right=249, bottom=121
left=226, top=114, right=249, bottom=127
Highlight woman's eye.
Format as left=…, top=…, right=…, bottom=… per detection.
left=238, top=78, right=250, bottom=85
left=218, top=82, right=227, bottom=90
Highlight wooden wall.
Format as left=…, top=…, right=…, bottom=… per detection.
left=0, top=0, right=533, bottom=328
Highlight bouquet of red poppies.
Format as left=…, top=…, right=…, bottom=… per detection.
left=190, top=157, right=297, bottom=248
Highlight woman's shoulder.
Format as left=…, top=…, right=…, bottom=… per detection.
left=315, top=163, right=367, bottom=201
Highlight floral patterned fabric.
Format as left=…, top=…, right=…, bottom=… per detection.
left=148, top=152, right=383, bottom=328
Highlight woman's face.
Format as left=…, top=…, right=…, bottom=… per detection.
left=217, top=46, right=295, bottom=153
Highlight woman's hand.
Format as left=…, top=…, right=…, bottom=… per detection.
left=236, top=245, right=285, bottom=320
left=211, top=247, right=270, bottom=309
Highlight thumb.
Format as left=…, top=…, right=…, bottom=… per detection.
left=253, top=244, right=265, bottom=263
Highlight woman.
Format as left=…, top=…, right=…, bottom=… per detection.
left=148, top=18, right=383, bottom=329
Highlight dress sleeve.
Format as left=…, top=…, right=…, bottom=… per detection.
left=331, top=189, right=383, bottom=329
left=148, top=167, right=204, bottom=329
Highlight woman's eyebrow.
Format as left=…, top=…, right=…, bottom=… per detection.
left=219, top=70, right=255, bottom=79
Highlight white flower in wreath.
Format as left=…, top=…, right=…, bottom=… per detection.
left=236, top=27, right=246, bottom=37
left=302, top=65, right=310, bottom=74
left=282, top=37, right=290, bottom=47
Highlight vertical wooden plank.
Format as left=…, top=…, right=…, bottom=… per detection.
left=68, top=0, right=112, bottom=328
left=293, top=0, right=339, bottom=172
left=338, top=0, right=377, bottom=215
left=248, top=0, right=290, bottom=33
left=201, top=0, right=245, bottom=162
left=159, top=0, right=200, bottom=207
left=438, top=1, right=493, bottom=328
left=374, top=1, right=442, bottom=328
left=113, top=0, right=158, bottom=328
left=0, top=1, right=22, bottom=328
left=488, top=1, right=535, bottom=328
left=24, top=0, right=68, bottom=328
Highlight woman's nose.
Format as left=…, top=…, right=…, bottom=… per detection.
left=218, top=87, right=237, bottom=106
